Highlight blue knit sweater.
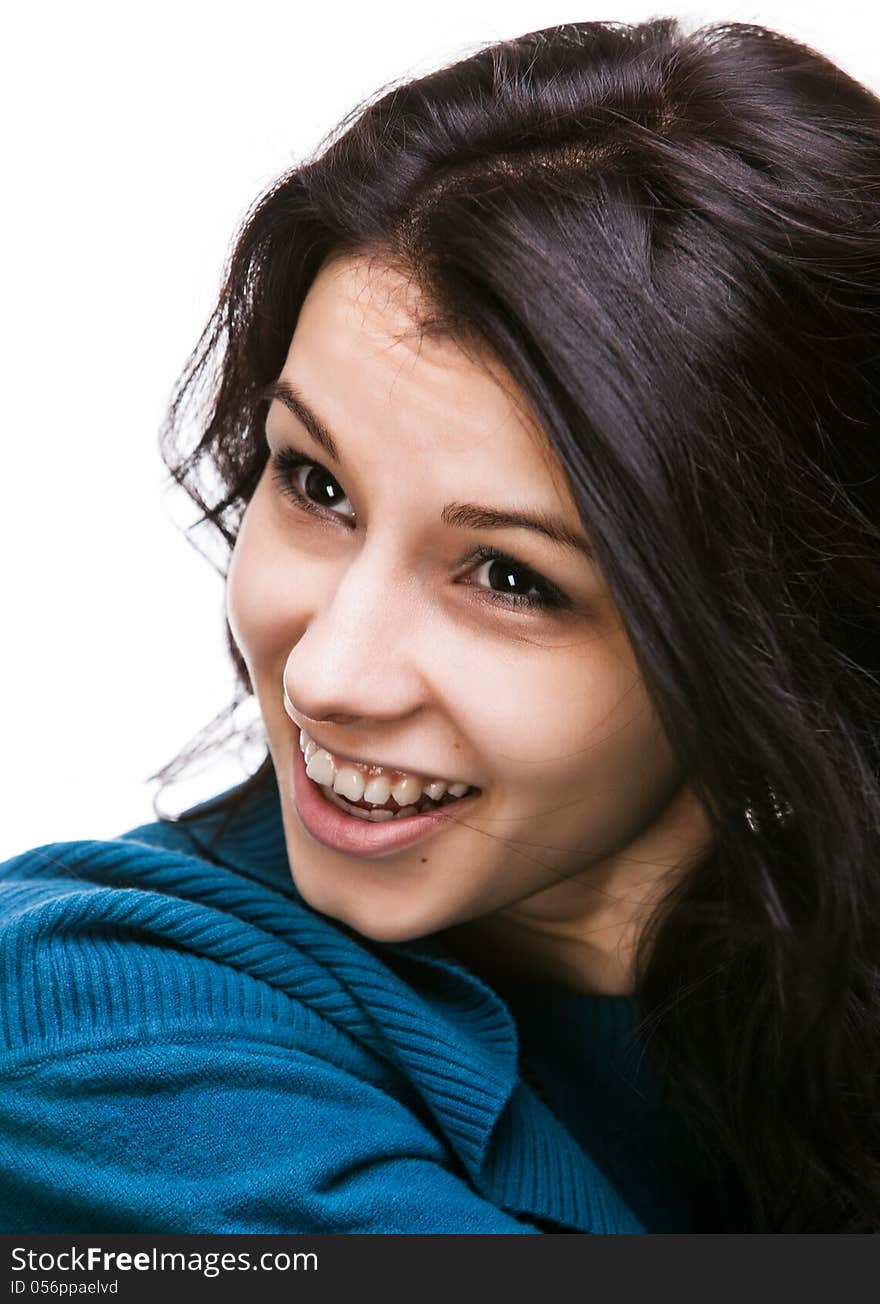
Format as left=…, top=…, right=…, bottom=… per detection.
left=0, top=772, right=711, bottom=1234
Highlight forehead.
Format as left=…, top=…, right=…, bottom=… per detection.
left=284, top=251, right=569, bottom=488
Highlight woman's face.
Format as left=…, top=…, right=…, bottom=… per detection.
left=227, top=252, right=713, bottom=984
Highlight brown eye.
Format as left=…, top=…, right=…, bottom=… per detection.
left=270, top=448, right=356, bottom=523
left=464, top=546, right=567, bottom=613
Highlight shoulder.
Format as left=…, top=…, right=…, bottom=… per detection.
left=0, top=826, right=538, bottom=1234
left=0, top=827, right=392, bottom=1088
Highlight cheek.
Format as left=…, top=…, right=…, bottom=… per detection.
left=461, top=632, right=680, bottom=814
left=225, top=503, right=301, bottom=671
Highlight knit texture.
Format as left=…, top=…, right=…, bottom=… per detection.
left=0, top=770, right=709, bottom=1233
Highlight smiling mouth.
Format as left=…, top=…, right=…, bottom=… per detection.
left=291, top=741, right=483, bottom=857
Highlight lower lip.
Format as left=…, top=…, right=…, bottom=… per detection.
left=291, top=743, right=481, bottom=858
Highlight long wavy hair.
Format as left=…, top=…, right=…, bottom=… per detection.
left=150, top=17, right=880, bottom=1231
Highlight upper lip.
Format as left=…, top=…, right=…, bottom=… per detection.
left=287, top=713, right=471, bottom=788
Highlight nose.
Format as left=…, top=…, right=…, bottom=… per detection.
left=282, top=540, right=430, bottom=728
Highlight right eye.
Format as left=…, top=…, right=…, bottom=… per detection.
left=269, top=446, right=356, bottom=523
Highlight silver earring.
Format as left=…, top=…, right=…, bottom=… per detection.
left=744, top=782, right=794, bottom=834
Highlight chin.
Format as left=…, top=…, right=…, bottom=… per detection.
left=294, top=872, right=451, bottom=946
left=342, top=905, right=448, bottom=946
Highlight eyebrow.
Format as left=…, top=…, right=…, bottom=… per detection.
left=261, top=378, right=594, bottom=561
left=262, top=379, right=341, bottom=462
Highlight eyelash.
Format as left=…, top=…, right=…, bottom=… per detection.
left=268, top=446, right=569, bottom=614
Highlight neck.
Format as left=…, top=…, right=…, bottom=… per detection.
left=437, top=913, right=640, bottom=996
left=438, top=782, right=717, bottom=997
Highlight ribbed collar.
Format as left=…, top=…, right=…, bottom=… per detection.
left=138, top=772, right=647, bottom=1234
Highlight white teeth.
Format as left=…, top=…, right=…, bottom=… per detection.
left=363, top=775, right=392, bottom=804
left=391, top=775, right=423, bottom=808
left=395, top=805, right=419, bottom=818
left=323, top=788, right=397, bottom=821
left=305, top=749, right=336, bottom=786
left=333, top=767, right=366, bottom=801
left=299, top=728, right=474, bottom=806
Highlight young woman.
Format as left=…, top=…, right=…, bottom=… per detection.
left=2, top=16, right=878, bottom=1234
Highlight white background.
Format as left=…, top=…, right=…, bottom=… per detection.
left=2, top=1, right=877, bottom=858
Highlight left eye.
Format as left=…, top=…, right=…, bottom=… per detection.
left=270, top=447, right=356, bottom=522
